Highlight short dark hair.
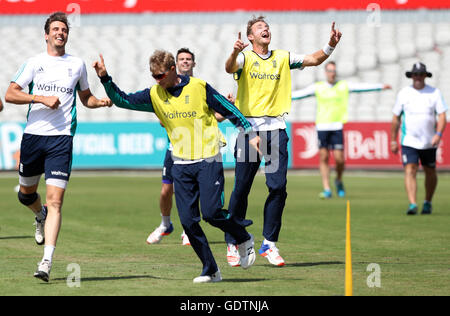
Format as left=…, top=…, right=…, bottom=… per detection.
left=325, top=61, right=336, bottom=68
left=246, top=15, right=267, bottom=37
left=176, top=48, right=195, bottom=62
left=44, top=12, right=70, bottom=34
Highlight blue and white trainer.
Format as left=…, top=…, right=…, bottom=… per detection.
left=259, top=242, right=285, bottom=267
left=146, top=223, right=174, bottom=244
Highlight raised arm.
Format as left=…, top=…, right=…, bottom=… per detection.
left=292, top=84, right=316, bottom=101
left=93, top=54, right=154, bottom=112
left=302, top=22, right=342, bottom=67
left=348, top=82, right=392, bottom=93
left=225, top=32, right=248, bottom=74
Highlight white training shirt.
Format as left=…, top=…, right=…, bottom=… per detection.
left=236, top=51, right=305, bottom=131
left=393, top=84, right=448, bottom=149
left=292, top=81, right=385, bottom=131
left=12, top=52, right=89, bottom=136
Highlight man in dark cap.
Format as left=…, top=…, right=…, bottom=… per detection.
left=391, top=63, right=447, bottom=215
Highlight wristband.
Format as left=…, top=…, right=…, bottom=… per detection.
left=322, top=44, right=335, bottom=56
left=436, top=132, right=443, bottom=137
left=31, top=95, right=36, bottom=104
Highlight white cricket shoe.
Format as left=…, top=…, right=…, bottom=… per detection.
left=146, top=223, right=174, bottom=244
left=34, top=205, right=47, bottom=246
left=226, top=244, right=241, bottom=267
left=238, top=234, right=255, bottom=269
left=259, top=242, right=285, bottom=266
left=181, top=231, right=191, bottom=246
left=34, top=260, right=52, bottom=282
left=193, top=270, right=222, bottom=283
left=34, top=219, right=45, bottom=245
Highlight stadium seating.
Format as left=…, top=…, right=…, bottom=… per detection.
left=1, top=11, right=450, bottom=123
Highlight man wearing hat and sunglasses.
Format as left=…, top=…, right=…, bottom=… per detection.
left=391, top=62, right=448, bottom=215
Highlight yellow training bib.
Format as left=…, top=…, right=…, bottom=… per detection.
left=235, top=50, right=292, bottom=117
left=315, top=80, right=349, bottom=124
left=151, top=77, right=222, bottom=160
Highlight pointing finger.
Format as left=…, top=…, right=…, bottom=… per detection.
left=238, top=32, right=241, bottom=40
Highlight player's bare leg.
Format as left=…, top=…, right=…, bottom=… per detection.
left=146, top=183, right=175, bottom=244
left=422, top=166, right=437, bottom=214
left=160, top=183, right=173, bottom=216
left=404, top=163, right=419, bottom=215
left=333, top=149, right=346, bottom=197
left=34, top=184, right=65, bottom=282
left=19, top=183, right=47, bottom=245
left=44, top=185, right=65, bottom=247
left=319, top=148, right=332, bottom=198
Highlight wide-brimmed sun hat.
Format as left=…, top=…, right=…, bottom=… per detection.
left=405, top=62, right=432, bottom=78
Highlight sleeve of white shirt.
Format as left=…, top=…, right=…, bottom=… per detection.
left=78, top=61, right=90, bottom=92
left=292, top=84, right=316, bottom=100
left=236, top=52, right=245, bottom=70
left=11, top=58, right=35, bottom=90
left=290, top=53, right=305, bottom=70
left=348, top=82, right=384, bottom=93
left=392, top=90, right=404, bottom=116
left=434, top=88, right=448, bottom=114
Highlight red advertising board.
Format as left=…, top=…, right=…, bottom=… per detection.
left=291, top=122, right=450, bottom=169
left=1, top=0, right=449, bottom=15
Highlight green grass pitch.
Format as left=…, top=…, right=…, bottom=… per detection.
left=0, top=171, right=449, bottom=296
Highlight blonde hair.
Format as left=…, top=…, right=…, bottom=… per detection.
left=246, top=15, right=267, bottom=37
left=149, top=50, right=175, bottom=73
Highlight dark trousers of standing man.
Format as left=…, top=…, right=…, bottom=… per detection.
left=172, top=158, right=251, bottom=276
left=226, top=129, right=289, bottom=245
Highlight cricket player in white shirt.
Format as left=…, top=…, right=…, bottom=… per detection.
left=391, top=63, right=447, bottom=215
left=5, top=12, right=112, bottom=282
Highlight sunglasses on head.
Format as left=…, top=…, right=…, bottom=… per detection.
left=152, top=69, right=170, bottom=80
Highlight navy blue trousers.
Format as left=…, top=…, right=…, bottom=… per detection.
left=172, top=159, right=251, bottom=276
left=226, top=129, right=289, bottom=244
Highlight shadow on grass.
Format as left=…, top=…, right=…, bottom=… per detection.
left=0, top=236, right=33, bottom=240
left=284, top=261, right=344, bottom=267
left=221, top=278, right=268, bottom=283
left=53, top=275, right=162, bottom=282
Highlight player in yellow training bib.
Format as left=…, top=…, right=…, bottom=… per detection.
left=292, top=61, right=391, bottom=199
left=94, top=49, right=260, bottom=283
left=224, top=16, right=341, bottom=267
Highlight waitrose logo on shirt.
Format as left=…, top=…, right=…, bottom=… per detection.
left=249, top=72, right=281, bottom=80
left=163, top=110, right=197, bottom=119
left=34, top=83, right=74, bottom=95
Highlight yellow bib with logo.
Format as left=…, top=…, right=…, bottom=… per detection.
left=235, top=50, right=292, bottom=117
left=315, top=80, right=349, bottom=124
left=150, top=77, right=223, bottom=160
